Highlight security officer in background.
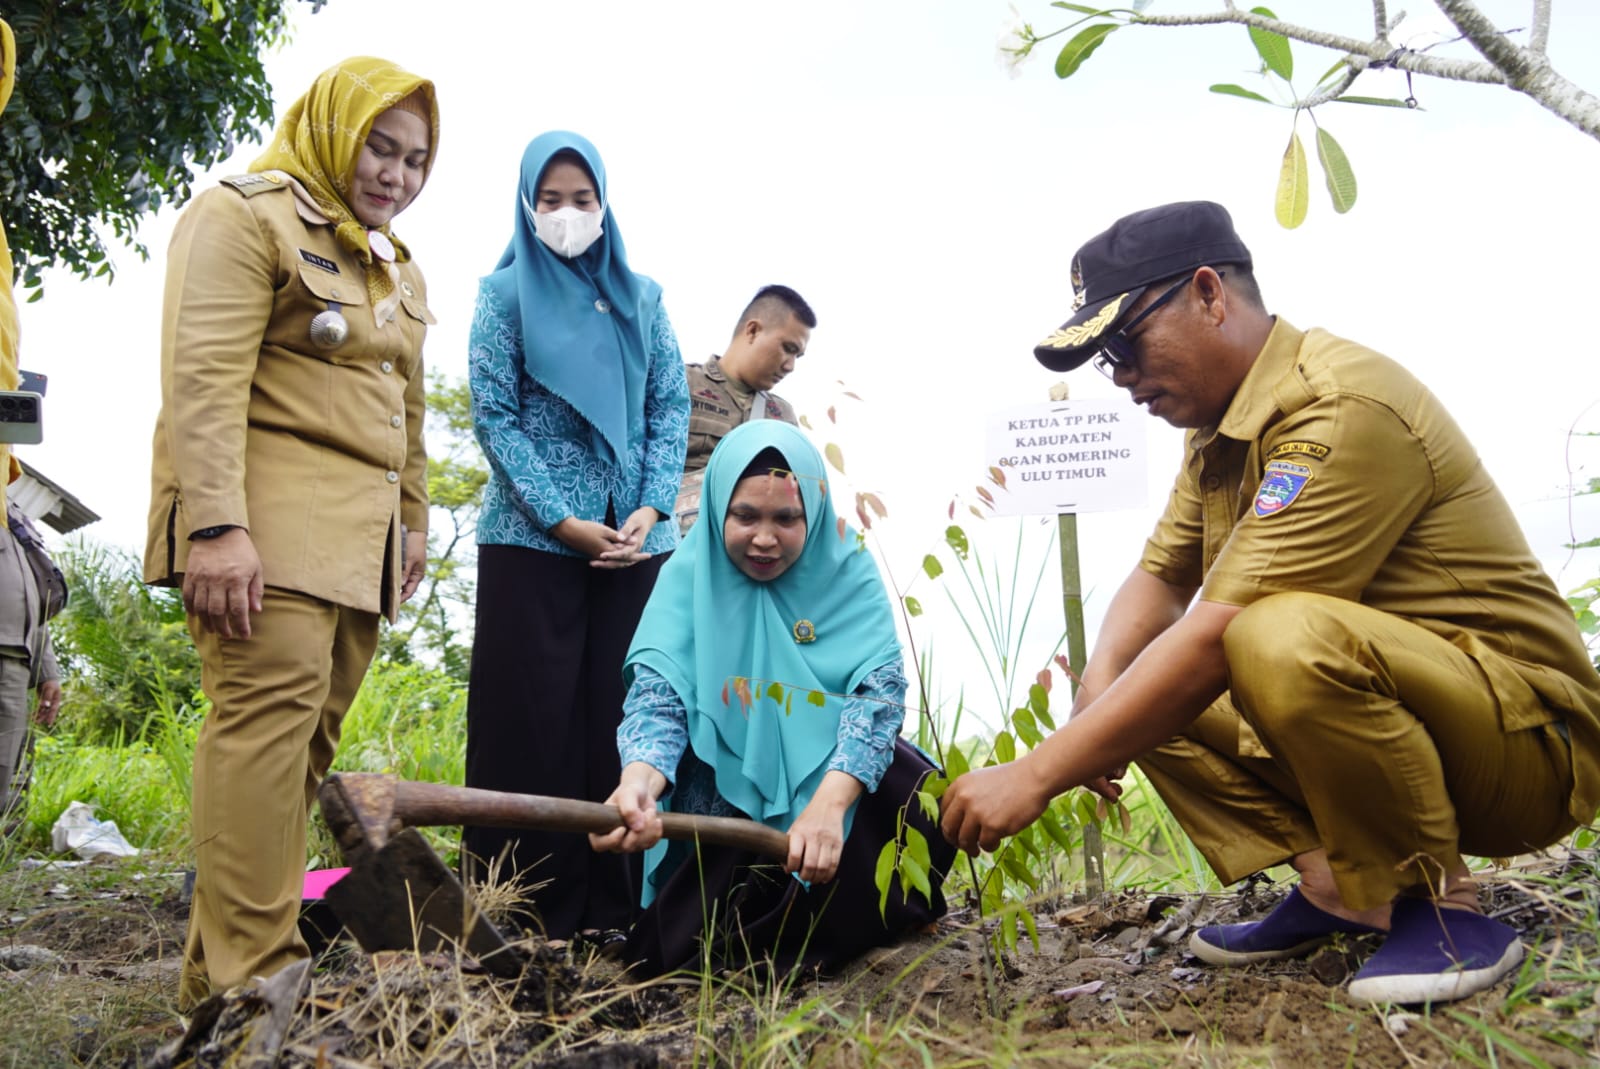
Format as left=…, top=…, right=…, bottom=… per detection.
left=939, top=200, right=1600, bottom=1005
left=674, top=284, right=815, bottom=533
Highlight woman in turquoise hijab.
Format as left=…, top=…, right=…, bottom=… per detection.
left=465, top=132, right=689, bottom=943
left=592, top=421, right=952, bottom=975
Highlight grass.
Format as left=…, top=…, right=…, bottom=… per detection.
left=7, top=521, right=1600, bottom=1065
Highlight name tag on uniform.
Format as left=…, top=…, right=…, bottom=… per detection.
left=299, top=249, right=340, bottom=274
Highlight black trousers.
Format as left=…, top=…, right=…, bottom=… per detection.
left=624, top=738, right=956, bottom=977
left=462, top=544, right=667, bottom=939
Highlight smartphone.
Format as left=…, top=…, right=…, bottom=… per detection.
left=17, top=369, right=46, bottom=396
left=0, top=391, right=42, bottom=445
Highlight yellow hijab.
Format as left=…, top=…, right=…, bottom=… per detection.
left=251, top=56, right=438, bottom=324
left=2, top=18, right=22, bottom=496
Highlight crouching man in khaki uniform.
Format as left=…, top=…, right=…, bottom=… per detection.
left=674, top=285, right=815, bottom=534
left=940, top=201, right=1600, bottom=1006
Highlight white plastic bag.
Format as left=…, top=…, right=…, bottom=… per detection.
left=49, top=801, right=141, bottom=860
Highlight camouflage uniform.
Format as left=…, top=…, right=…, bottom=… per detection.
left=675, top=355, right=797, bottom=534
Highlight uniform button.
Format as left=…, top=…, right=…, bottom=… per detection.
left=380, top=361, right=394, bottom=374
left=385, top=471, right=399, bottom=484
left=1203, top=475, right=1221, bottom=491
left=594, top=299, right=610, bottom=314
left=390, top=414, right=403, bottom=428
left=330, top=288, right=340, bottom=299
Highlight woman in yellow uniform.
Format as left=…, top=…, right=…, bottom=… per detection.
left=143, top=57, right=438, bottom=1009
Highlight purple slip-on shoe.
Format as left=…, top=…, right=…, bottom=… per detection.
left=1190, top=886, right=1385, bottom=966
left=1347, top=897, right=1523, bottom=1005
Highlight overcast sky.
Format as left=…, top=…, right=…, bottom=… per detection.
left=14, top=0, right=1600, bottom=702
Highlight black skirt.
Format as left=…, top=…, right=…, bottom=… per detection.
left=623, top=738, right=956, bottom=977
left=462, top=544, right=667, bottom=939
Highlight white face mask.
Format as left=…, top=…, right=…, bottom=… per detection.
left=523, top=195, right=605, bottom=259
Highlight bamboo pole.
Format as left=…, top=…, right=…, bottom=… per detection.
left=1050, top=382, right=1104, bottom=899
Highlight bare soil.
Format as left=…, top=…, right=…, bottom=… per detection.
left=2, top=851, right=1597, bottom=1067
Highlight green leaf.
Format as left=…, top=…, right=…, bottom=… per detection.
left=1315, top=58, right=1349, bottom=86
left=1039, top=809, right=1077, bottom=854
left=1275, top=129, right=1309, bottom=229
left=765, top=681, right=784, bottom=702
left=1028, top=683, right=1050, bottom=721
left=943, top=745, right=970, bottom=780
left=904, top=826, right=931, bottom=870
left=1315, top=126, right=1357, bottom=214
left=915, top=788, right=940, bottom=824
left=921, top=554, right=944, bottom=580
left=824, top=442, right=846, bottom=474
left=1011, top=707, right=1043, bottom=749
left=903, top=595, right=923, bottom=617
left=1247, top=7, right=1293, bottom=80
left=899, top=827, right=934, bottom=902
left=875, top=840, right=896, bottom=917
left=1050, top=2, right=1107, bottom=12
left=1074, top=790, right=1099, bottom=827
left=994, top=731, right=1017, bottom=764
left=945, top=526, right=970, bottom=561
left=806, top=690, right=826, bottom=707
left=1020, top=906, right=1041, bottom=950
left=1209, top=83, right=1272, bottom=103
left=1054, top=23, right=1119, bottom=80
left=1033, top=685, right=1057, bottom=731
left=1332, top=95, right=1415, bottom=109
left=1000, top=850, right=1040, bottom=891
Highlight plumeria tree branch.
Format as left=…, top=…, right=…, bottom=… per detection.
left=1114, top=2, right=1599, bottom=140
left=1529, top=0, right=1552, bottom=55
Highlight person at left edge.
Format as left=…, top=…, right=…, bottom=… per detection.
left=1, top=18, right=25, bottom=506
left=142, top=57, right=438, bottom=1011
left=0, top=20, right=60, bottom=840
left=464, top=131, right=689, bottom=944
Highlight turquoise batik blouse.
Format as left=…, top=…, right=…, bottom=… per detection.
left=618, top=661, right=909, bottom=817
left=469, top=280, right=690, bottom=556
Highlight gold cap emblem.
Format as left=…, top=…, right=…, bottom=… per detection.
left=1037, top=292, right=1126, bottom=351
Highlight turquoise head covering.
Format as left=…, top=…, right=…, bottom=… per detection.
left=482, top=131, right=658, bottom=462
left=627, top=422, right=902, bottom=882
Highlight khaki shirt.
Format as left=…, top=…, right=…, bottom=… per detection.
left=675, top=355, right=796, bottom=532
left=143, top=176, right=432, bottom=620
left=1141, top=319, right=1600, bottom=824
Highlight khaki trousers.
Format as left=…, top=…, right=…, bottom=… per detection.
left=0, top=653, right=32, bottom=822
left=1137, top=592, right=1575, bottom=910
left=179, top=587, right=378, bottom=1010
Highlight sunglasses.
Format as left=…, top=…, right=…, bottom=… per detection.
left=1090, top=270, right=1222, bottom=380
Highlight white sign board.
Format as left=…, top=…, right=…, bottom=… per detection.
left=984, top=397, right=1148, bottom=516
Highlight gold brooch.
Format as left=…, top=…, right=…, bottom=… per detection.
left=792, top=619, right=816, bottom=644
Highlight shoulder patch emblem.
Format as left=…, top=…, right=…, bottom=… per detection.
left=299, top=249, right=340, bottom=274
left=695, top=388, right=722, bottom=401
left=1266, top=439, right=1330, bottom=463
left=765, top=399, right=784, bottom=418
left=1253, top=459, right=1313, bottom=518
left=220, top=173, right=285, bottom=198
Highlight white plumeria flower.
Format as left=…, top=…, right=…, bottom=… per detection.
left=995, top=2, right=1035, bottom=79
